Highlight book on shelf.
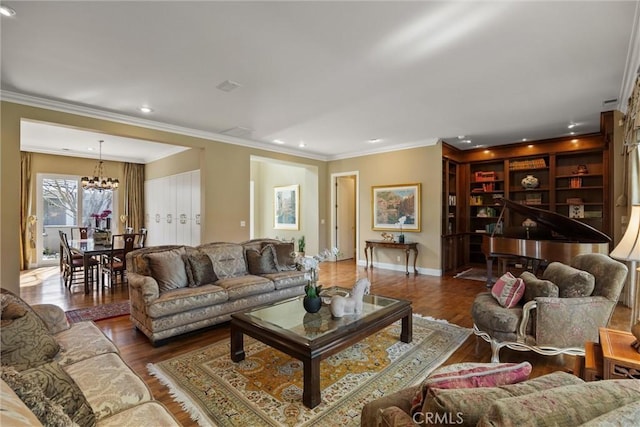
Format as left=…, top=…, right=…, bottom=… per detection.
left=509, top=158, right=547, bottom=170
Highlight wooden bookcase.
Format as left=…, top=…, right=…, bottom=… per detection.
left=441, top=149, right=466, bottom=272
left=442, top=112, right=613, bottom=268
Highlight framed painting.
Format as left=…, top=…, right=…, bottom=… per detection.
left=372, top=183, right=421, bottom=232
left=274, top=184, right=300, bottom=230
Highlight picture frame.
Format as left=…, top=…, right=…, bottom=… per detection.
left=274, top=184, right=300, bottom=230
left=372, top=183, right=421, bottom=232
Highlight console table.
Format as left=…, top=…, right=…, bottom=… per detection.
left=365, top=240, right=418, bottom=275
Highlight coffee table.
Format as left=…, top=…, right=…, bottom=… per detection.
left=230, top=287, right=412, bottom=408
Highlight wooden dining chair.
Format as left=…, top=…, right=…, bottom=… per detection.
left=59, top=230, right=99, bottom=290
left=71, top=227, right=89, bottom=240
left=101, top=233, right=138, bottom=290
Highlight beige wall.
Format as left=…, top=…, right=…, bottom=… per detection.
left=0, top=101, right=328, bottom=293
left=328, top=144, right=443, bottom=274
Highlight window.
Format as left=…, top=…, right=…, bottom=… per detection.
left=37, top=174, right=116, bottom=264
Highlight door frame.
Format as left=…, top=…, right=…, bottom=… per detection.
left=330, top=171, right=359, bottom=263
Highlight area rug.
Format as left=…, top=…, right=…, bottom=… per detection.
left=453, top=267, right=489, bottom=282
left=148, top=315, right=471, bottom=427
left=65, top=301, right=130, bottom=323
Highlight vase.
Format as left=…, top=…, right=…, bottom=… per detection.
left=303, top=296, right=322, bottom=313
left=521, top=175, right=539, bottom=189
left=94, top=217, right=101, bottom=229
left=398, top=234, right=405, bottom=243
left=105, top=218, right=111, bottom=230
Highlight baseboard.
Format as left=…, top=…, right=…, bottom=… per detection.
left=357, top=259, right=441, bottom=276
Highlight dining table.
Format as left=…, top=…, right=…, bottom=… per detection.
left=68, top=238, right=122, bottom=294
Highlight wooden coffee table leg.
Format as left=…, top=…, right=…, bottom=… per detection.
left=230, top=323, right=245, bottom=362
left=303, top=356, right=321, bottom=408
left=401, top=312, right=413, bottom=343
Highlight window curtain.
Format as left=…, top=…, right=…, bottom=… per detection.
left=123, top=163, right=144, bottom=233
left=20, top=151, right=33, bottom=270
left=622, top=74, right=640, bottom=206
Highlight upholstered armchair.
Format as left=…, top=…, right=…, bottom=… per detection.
left=472, top=253, right=628, bottom=362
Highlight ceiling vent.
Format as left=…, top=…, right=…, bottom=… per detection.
left=216, top=80, right=242, bottom=92
left=602, top=98, right=618, bottom=110
left=221, top=126, right=253, bottom=138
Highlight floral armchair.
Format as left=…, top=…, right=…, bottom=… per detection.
left=471, top=253, right=628, bottom=362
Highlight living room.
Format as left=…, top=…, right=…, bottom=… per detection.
left=2, top=2, right=640, bottom=426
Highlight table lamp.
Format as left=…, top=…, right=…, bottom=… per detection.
left=609, top=204, right=640, bottom=351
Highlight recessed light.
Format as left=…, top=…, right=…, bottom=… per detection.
left=571, top=139, right=579, bottom=143
left=298, top=142, right=306, bottom=148
left=462, top=139, right=472, bottom=144
left=568, top=123, right=577, bottom=129
left=0, top=5, right=16, bottom=17
left=570, top=131, right=576, bottom=135
left=88, top=147, right=94, bottom=151
left=522, top=138, right=527, bottom=142
left=527, top=144, right=534, bottom=148
left=457, top=135, right=465, bottom=140
left=139, top=106, right=153, bottom=113
left=273, top=139, right=285, bottom=145
left=368, top=138, right=382, bottom=144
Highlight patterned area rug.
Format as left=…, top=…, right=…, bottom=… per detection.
left=65, top=301, right=130, bottom=323
left=148, top=315, right=471, bottom=427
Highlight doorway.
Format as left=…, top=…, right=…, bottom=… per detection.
left=332, top=172, right=358, bottom=261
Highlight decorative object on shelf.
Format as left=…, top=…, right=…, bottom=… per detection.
left=329, top=278, right=371, bottom=318
left=609, top=204, right=640, bottom=330
left=474, top=171, right=497, bottom=182
left=477, top=208, right=488, bottom=218
left=274, top=184, right=299, bottom=230
left=372, top=183, right=421, bottom=232
left=570, top=177, right=583, bottom=188
left=396, top=216, right=406, bottom=243
left=522, top=218, right=537, bottom=227
left=569, top=204, right=585, bottom=219
left=81, top=140, right=119, bottom=191
left=381, top=232, right=394, bottom=242
left=521, top=175, right=540, bottom=189
left=574, top=164, right=589, bottom=175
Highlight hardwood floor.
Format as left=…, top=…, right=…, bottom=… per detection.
left=19, top=261, right=632, bottom=426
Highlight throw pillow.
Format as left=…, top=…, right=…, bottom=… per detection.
left=1, top=365, right=75, bottom=427
left=246, top=245, right=279, bottom=275
left=145, top=247, right=189, bottom=293
left=490, top=272, right=526, bottom=308
left=23, top=361, right=96, bottom=427
left=183, top=251, right=218, bottom=287
left=264, top=241, right=296, bottom=271
left=410, top=362, right=532, bottom=416
left=520, top=271, right=559, bottom=303
left=542, top=262, right=595, bottom=298
left=1, top=289, right=60, bottom=371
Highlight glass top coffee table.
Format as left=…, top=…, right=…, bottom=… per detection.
left=230, top=287, right=412, bottom=408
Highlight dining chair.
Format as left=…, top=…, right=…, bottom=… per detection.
left=138, top=228, right=148, bottom=247
left=101, top=233, right=138, bottom=290
left=59, top=230, right=99, bottom=290
left=71, top=227, right=89, bottom=240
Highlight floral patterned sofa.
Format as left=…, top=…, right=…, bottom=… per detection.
left=0, top=288, right=179, bottom=427
left=126, top=238, right=307, bottom=345
left=361, top=362, right=640, bottom=426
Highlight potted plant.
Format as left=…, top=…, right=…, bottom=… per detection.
left=297, top=235, right=306, bottom=255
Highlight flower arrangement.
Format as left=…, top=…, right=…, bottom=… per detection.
left=396, top=216, right=407, bottom=242
left=295, top=247, right=339, bottom=298
left=100, top=210, right=112, bottom=219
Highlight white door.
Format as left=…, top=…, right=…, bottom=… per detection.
left=336, top=175, right=356, bottom=261
left=190, top=170, right=201, bottom=245
left=176, top=172, right=192, bottom=245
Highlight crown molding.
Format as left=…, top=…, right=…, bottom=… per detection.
left=0, top=90, right=329, bottom=161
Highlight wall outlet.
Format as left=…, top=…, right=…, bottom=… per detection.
left=396, top=255, right=401, bottom=262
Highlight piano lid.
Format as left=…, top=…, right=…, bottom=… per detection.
left=499, top=199, right=611, bottom=243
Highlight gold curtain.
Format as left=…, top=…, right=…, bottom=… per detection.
left=20, top=152, right=33, bottom=270
left=623, top=75, right=640, bottom=205
left=123, top=163, right=145, bottom=232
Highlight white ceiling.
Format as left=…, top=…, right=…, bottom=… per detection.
left=2, top=1, right=639, bottom=162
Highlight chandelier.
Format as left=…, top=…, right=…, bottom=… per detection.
left=81, top=140, right=119, bottom=191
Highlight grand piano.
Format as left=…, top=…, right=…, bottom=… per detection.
left=482, top=199, right=611, bottom=286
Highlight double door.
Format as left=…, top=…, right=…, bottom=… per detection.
left=145, top=170, right=201, bottom=246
